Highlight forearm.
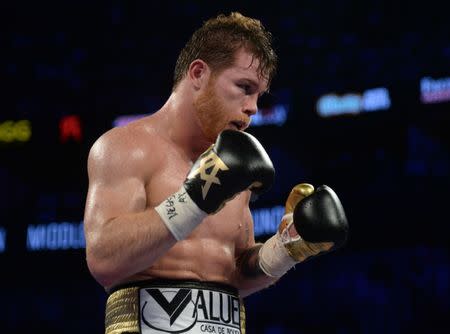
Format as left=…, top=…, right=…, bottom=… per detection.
left=85, top=208, right=176, bottom=288
left=234, top=244, right=279, bottom=298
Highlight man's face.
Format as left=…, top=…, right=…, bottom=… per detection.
left=193, top=48, right=269, bottom=142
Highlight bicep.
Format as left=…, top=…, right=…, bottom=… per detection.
left=83, top=136, right=148, bottom=234
left=84, top=177, right=147, bottom=229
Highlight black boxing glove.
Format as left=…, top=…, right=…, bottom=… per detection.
left=293, top=185, right=348, bottom=248
left=259, top=184, right=348, bottom=277
left=155, top=130, right=274, bottom=240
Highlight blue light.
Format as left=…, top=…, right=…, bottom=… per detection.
left=317, top=87, right=391, bottom=117
left=26, top=222, right=85, bottom=251
left=250, top=105, right=289, bottom=127
left=113, top=114, right=148, bottom=127
left=0, top=227, right=6, bottom=253
left=252, top=206, right=284, bottom=237
left=420, top=76, right=450, bottom=104
left=362, top=88, right=391, bottom=111
left=317, top=94, right=361, bottom=117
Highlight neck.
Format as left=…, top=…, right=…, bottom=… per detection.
left=159, top=86, right=212, bottom=161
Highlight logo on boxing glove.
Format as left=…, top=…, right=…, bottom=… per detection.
left=187, top=149, right=229, bottom=199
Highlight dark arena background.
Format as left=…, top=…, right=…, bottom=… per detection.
left=2, top=1, right=449, bottom=333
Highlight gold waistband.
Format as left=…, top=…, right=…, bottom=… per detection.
left=104, top=281, right=246, bottom=334
left=105, top=286, right=140, bottom=334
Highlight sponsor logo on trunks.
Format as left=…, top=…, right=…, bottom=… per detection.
left=187, top=150, right=229, bottom=200
left=140, top=287, right=240, bottom=333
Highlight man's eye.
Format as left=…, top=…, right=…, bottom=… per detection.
left=238, top=84, right=250, bottom=93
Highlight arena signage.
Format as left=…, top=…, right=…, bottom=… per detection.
left=0, top=119, right=32, bottom=143
left=250, top=104, right=288, bottom=127
left=252, top=206, right=284, bottom=237
left=0, top=227, right=6, bottom=253
left=316, top=87, right=391, bottom=117
left=420, top=76, right=450, bottom=104
left=26, top=222, right=85, bottom=251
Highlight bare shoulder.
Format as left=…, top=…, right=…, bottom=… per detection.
left=87, top=115, right=165, bottom=181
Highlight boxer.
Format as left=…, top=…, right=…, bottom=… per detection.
left=84, top=12, right=348, bottom=334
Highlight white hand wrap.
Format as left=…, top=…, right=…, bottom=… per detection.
left=258, top=232, right=297, bottom=278
left=155, top=186, right=207, bottom=241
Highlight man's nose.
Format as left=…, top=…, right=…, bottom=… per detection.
left=243, top=96, right=258, bottom=116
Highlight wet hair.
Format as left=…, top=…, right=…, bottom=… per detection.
left=173, top=12, right=278, bottom=90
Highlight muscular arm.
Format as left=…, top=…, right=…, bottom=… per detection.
left=235, top=244, right=279, bottom=297
left=233, top=198, right=279, bottom=298
left=84, top=127, right=176, bottom=289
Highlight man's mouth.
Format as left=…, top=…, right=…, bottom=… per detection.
left=229, top=120, right=247, bottom=130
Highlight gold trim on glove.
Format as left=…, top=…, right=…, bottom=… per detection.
left=280, top=183, right=333, bottom=261
left=279, top=183, right=314, bottom=232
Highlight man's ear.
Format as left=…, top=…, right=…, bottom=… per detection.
left=188, top=59, right=210, bottom=90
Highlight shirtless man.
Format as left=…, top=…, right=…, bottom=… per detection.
left=84, top=12, right=348, bottom=334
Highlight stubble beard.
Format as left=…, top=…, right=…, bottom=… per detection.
left=193, top=79, right=230, bottom=142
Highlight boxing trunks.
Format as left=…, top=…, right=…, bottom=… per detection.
left=105, top=279, right=245, bottom=334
